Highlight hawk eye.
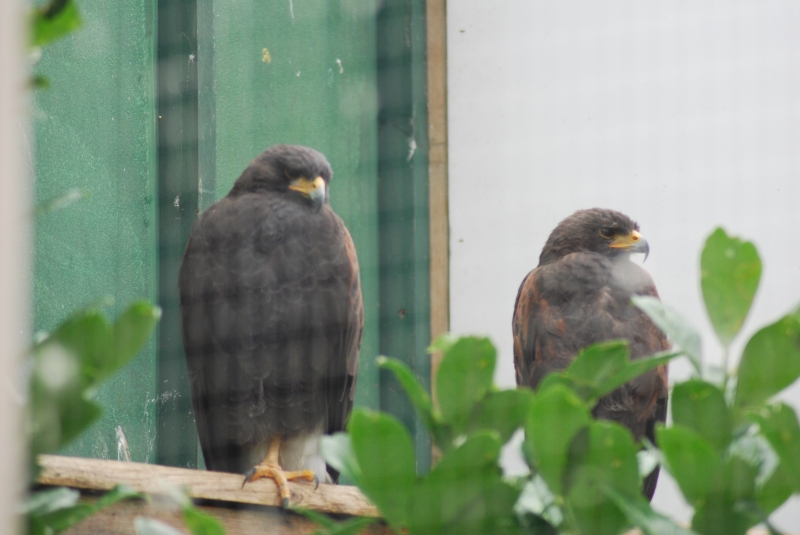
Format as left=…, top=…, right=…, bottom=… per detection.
left=599, top=228, right=615, bottom=239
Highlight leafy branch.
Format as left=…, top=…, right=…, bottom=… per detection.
left=323, top=227, right=800, bottom=535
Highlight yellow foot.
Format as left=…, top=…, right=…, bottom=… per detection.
left=242, top=462, right=318, bottom=508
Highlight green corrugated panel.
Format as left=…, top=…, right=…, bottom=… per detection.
left=156, top=0, right=201, bottom=468
left=376, top=0, right=431, bottom=474
left=197, top=0, right=381, bottom=412
left=33, top=1, right=159, bottom=462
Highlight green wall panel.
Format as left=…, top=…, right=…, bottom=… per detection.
left=33, top=1, right=158, bottom=462
left=376, top=0, right=431, bottom=473
left=197, top=0, right=381, bottom=411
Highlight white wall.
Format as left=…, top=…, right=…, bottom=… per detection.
left=448, top=2, right=800, bottom=530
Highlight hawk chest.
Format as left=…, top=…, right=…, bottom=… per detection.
left=537, top=254, right=654, bottom=329
left=202, top=195, right=348, bottom=289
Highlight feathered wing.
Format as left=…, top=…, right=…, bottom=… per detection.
left=179, top=192, right=361, bottom=474
left=326, top=224, right=363, bottom=437
left=513, top=253, right=669, bottom=500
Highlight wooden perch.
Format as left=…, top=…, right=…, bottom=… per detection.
left=37, top=454, right=380, bottom=517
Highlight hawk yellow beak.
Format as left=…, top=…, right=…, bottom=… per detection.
left=288, top=176, right=326, bottom=211
left=610, top=230, right=650, bottom=260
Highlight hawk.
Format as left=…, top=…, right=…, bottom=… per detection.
left=513, top=208, right=669, bottom=500
left=179, top=145, right=363, bottom=506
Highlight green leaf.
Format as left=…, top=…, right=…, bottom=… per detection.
left=428, top=333, right=458, bottom=355
left=656, top=425, right=720, bottom=504
left=348, top=409, right=416, bottom=527
left=330, top=518, right=376, bottom=535
left=735, top=313, right=800, bottom=410
left=31, top=0, right=82, bottom=48
left=294, top=508, right=338, bottom=530
left=671, top=380, right=732, bottom=454
left=436, top=337, right=496, bottom=433
left=95, top=485, right=142, bottom=507
left=183, top=507, right=226, bottom=535
left=47, top=310, right=113, bottom=387
left=564, top=422, right=641, bottom=535
left=756, top=463, right=794, bottom=515
left=691, top=456, right=758, bottom=535
left=753, top=403, right=800, bottom=492
left=320, top=433, right=362, bottom=485
left=29, top=485, right=140, bottom=535
left=601, top=485, right=698, bottom=535
left=40, top=302, right=159, bottom=389
left=32, top=75, right=50, bottom=89
left=700, top=228, right=762, bottom=347
left=727, top=430, right=778, bottom=488
left=377, top=356, right=437, bottom=432
left=536, top=373, right=578, bottom=394
left=454, top=479, right=521, bottom=535
left=564, top=341, right=630, bottom=397
left=524, top=385, right=591, bottom=495
left=29, top=344, right=103, bottom=456
left=294, top=509, right=376, bottom=535
left=592, top=351, right=679, bottom=402
left=110, top=301, right=161, bottom=379
left=409, top=431, right=506, bottom=535
left=561, top=342, right=679, bottom=406
left=322, top=517, right=375, bottom=535
left=467, top=389, right=533, bottom=444
left=632, top=295, right=703, bottom=374
left=565, top=422, right=642, bottom=500
left=24, top=487, right=79, bottom=515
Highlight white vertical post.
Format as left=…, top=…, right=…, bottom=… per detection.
left=0, top=0, right=29, bottom=532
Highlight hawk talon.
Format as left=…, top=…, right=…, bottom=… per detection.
left=313, top=475, right=319, bottom=490
left=242, top=467, right=256, bottom=489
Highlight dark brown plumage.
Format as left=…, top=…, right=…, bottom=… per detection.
left=513, top=208, right=669, bottom=501
left=178, top=145, right=362, bottom=500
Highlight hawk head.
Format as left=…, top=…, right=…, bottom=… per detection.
left=231, top=144, right=333, bottom=212
left=538, top=208, right=649, bottom=266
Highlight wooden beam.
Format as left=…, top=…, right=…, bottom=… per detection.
left=427, top=0, right=449, bottom=401
left=37, top=455, right=380, bottom=518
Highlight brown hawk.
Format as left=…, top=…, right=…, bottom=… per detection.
left=513, top=208, right=669, bottom=500
left=179, top=145, right=363, bottom=506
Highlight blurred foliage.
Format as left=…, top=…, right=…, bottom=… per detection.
left=323, top=227, right=800, bottom=535
left=25, top=485, right=142, bottom=535
left=26, top=301, right=160, bottom=534
left=29, top=0, right=83, bottom=89
left=28, top=301, right=161, bottom=466
left=31, top=0, right=82, bottom=49
left=295, top=508, right=376, bottom=535
left=131, top=485, right=226, bottom=535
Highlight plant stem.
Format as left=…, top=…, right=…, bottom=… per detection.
left=721, top=344, right=730, bottom=393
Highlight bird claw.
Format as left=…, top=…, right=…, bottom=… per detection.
left=242, top=467, right=257, bottom=489
left=313, top=475, right=319, bottom=490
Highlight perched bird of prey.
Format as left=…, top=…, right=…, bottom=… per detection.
left=513, top=208, right=669, bottom=500
left=179, top=145, right=363, bottom=507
